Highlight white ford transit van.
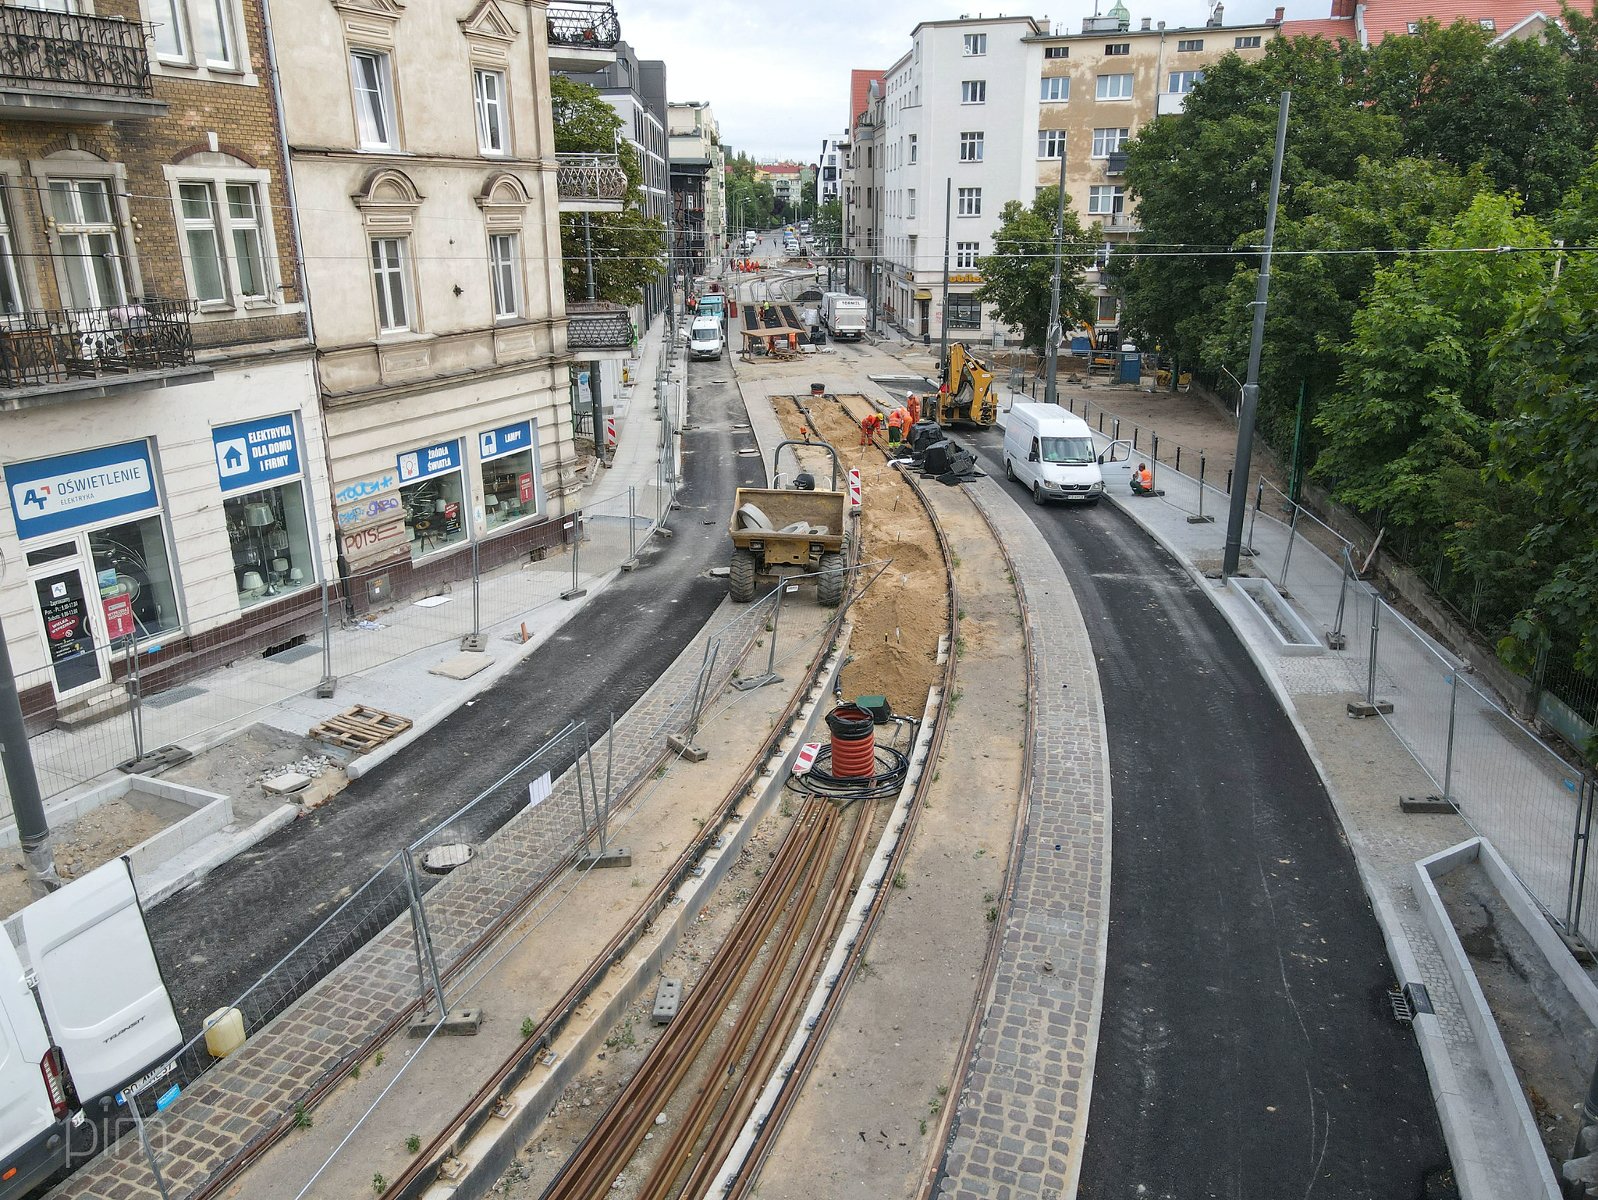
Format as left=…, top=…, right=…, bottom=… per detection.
left=1002, top=403, right=1104, bottom=505
left=688, top=316, right=724, bottom=361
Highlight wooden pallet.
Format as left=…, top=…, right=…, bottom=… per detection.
left=310, top=705, right=413, bottom=752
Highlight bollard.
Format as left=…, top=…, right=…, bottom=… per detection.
left=1150, top=433, right=1158, bottom=487
left=1175, top=445, right=1182, bottom=474
left=1133, top=427, right=1139, bottom=451
left=1112, top=417, right=1120, bottom=441
left=1246, top=479, right=1263, bottom=556
left=1225, top=467, right=1233, bottom=494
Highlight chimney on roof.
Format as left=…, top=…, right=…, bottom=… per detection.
left=1141, top=16, right=1151, bottom=29
left=1269, top=4, right=1284, bottom=21
left=1330, top=0, right=1354, bottom=15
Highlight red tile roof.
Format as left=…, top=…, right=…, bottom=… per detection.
left=1361, top=0, right=1561, bottom=41
left=762, top=162, right=803, bottom=175
left=850, top=69, right=885, bottom=132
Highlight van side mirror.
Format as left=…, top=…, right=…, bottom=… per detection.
left=1028, top=448, right=1039, bottom=462
left=1097, top=453, right=1105, bottom=464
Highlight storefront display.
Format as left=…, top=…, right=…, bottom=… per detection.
left=397, top=439, right=467, bottom=559
left=212, top=414, right=315, bottom=606
left=477, top=420, right=539, bottom=532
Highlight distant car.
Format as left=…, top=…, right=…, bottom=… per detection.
left=744, top=230, right=759, bottom=247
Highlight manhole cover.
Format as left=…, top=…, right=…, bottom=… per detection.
left=422, top=844, right=475, bottom=874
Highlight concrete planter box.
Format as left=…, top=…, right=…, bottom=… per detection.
left=1227, top=575, right=1323, bottom=656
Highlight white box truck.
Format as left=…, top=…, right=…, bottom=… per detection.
left=1, top=859, right=183, bottom=1199
left=820, top=293, right=868, bottom=341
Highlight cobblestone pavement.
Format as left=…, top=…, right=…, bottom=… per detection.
left=50, top=597, right=773, bottom=1200
left=933, top=477, right=1112, bottom=1200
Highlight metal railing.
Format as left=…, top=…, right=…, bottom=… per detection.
left=545, top=0, right=620, bottom=50
left=0, top=6, right=155, bottom=98
left=566, top=301, right=634, bottom=350
left=0, top=298, right=197, bottom=387
left=555, top=152, right=628, bottom=205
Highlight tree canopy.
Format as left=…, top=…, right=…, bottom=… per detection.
left=551, top=77, right=666, bottom=305
left=974, top=187, right=1094, bottom=352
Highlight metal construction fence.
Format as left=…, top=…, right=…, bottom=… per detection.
left=1060, top=400, right=1598, bottom=949
left=2, top=470, right=680, bottom=827
left=85, top=579, right=800, bottom=1198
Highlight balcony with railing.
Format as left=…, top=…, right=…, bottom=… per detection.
left=545, top=0, right=620, bottom=71
left=1102, top=211, right=1142, bottom=233
left=0, top=298, right=210, bottom=409
left=565, top=301, right=633, bottom=359
left=556, top=153, right=627, bottom=213
left=0, top=6, right=166, bottom=121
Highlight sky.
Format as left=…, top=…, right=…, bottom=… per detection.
left=621, top=0, right=1290, bottom=162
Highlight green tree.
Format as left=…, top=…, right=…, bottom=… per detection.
left=1113, top=36, right=1400, bottom=375
left=1311, top=192, right=1550, bottom=534
left=724, top=152, right=776, bottom=231
left=1488, top=251, right=1598, bottom=681
left=974, top=187, right=1093, bottom=352
left=551, top=77, right=666, bottom=305
left=813, top=198, right=842, bottom=251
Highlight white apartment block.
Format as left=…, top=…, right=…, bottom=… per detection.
left=865, top=6, right=1275, bottom=344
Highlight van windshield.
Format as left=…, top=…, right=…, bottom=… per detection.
left=1041, top=436, right=1096, bottom=465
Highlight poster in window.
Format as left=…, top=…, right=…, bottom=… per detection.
left=518, top=473, right=533, bottom=504
left=40, top=589, right=87, bottom=664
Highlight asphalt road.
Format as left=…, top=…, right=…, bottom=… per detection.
left=148, top=353, right=759, bottom=1032
left=965, top=428, right=1455, bottom=1199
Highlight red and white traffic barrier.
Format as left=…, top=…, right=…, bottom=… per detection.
left=605, top=414, right=617, bottom=449
left=792, top=741, right=823, bottom=775
left=848, top=468, right=862, bottom=509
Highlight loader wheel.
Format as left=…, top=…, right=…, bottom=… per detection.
left=817, top=552, right=846, bottom=607
left=730, top=549, right=757, bottom=602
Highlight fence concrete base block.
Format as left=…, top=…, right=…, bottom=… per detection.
left=1186, top=514, right=1215, bottom=524
left=652, top=978, right=682, bottom=1025
left=576, top=845, right=631, bottom=870
left=316, top=675, right=338, bottom=699
left=459, top=632, right=489, bottom=652
left=117, top=744, right=193, bottom=775
left=1325, top=632, right=1348, bottom=650
left=560, top=587, right=589, bottom=600
left=622, top=558, right=639, bottom=572
left=732, top=672, right=782, bottom=692
left=657, top=527, right=675, bottom=539
left=1400, top=795, right=1457, bottom=815
left=1347, top=699, right=1395, bottom=717
left=409, top=1007, right=483, bottom=1038
left=665, top=734, right=708, bottom=762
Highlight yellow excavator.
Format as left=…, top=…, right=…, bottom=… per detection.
left=930, top=342, right=998, bottom=428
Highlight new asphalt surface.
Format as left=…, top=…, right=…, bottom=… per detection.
left=965, top=429, right=1455, bottom=1199
left=147, top=354, right=757, bottom=1032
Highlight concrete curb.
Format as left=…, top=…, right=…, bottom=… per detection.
left=137, top=801, right=301, bottom=908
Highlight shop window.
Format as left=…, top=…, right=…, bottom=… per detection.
left=400, top=473, right=466, bottom=558
left=947, top=295, right=981, bottom=328
left=90, top=515, right=179, bottom=641
left=224, top=484, right=313, bottom=606
left=479, top=424, right=538, bottom=531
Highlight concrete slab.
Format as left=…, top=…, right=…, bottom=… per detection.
left=428, top=653, right=495, bottom=680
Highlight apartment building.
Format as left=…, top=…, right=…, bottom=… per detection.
left=272, top=0, right=626, bottom=595
left=668, top=101, right=726, bottom=276
left=817, top=138, right=844, bottom=206
left=842, top=76, right=884, bottom=307
left=0, top=0, right=330, bottom=718
left=863, top=5, right=1275, bottom=344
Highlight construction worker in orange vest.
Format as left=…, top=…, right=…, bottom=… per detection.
left=1132, top=462, right=1154, bottom=495
left=906, top=391, right=921, bottom=426
left=887, top=406, right=909, bottom=446
left=860, top=411, right=882, bottom=445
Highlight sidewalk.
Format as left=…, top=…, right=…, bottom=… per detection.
left=1075, top=422, right=1566, bottom=1199
left=6, top=311, right=686, bottom=907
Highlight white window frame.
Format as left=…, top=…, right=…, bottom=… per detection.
left=488, top=231, right=520, bottom=319
left=1168, top=70, right=1205, bottom=94
left=1096, top=73, right=1134, bottom=101
left=1038, top=130, right=1067, bottom=160
left=963, top=32, right=987, bottom=55
left=1041, top=76, right=1069, bottom=102
left=370, top=236, right=413, bottom=333
left=147, top=0, right=252, bottom=80
left=473, top=68, right=509, bottom=157
left=956, top=187, right=982, bottom=217
left=1091, top=127, right=1129, bottom=157
left=1097, top=294, right=1119, bottom=322
left=907, top=187, right=917, bottom=219
left=350, top=48, right=399, bottom=151
left=0, top=183, right=27, bottom=317
left=959, top=132, right=984, bottom=163
left=44, top=176, right=130, bottom=311
left=961, top=79, right=986, bottom=104
left=1177, top=37, right=1204, bottom=51
left=908, top=134, right=918, bottom=164
left=955, top=240, right=979, bottom=269
left=1088, top=185, right=1125, bottom=215
left=164, top=163, right=280, bottom=315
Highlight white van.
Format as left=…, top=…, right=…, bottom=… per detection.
left=688, top=316, right=724, bottom=361
left=1002, top=403, right=1104, bottom=505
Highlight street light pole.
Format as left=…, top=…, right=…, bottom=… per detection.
left=1222, top=91, right=1291, bottom=578
left=0, top=620, right=58, bottom=898
left=1043, top=178, right=1068, bottom=406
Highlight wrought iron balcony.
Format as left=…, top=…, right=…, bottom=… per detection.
left=0, top=298, right=197, bottom=390
left=546, top=0, right=619, bottom=69
left=566, top=302, right=633, bottom=355
left=556, top=153, right=627, bottom=212
left=0, top=6, right=165, bottom=121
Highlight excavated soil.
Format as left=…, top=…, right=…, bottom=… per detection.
left=768, top=393, right=947, bottom=719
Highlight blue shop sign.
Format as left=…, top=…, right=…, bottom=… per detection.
left=6, top=441, right=158, bottom=541
left=397, top=440, right=461, bottom=484
left=212, top=413, right=301, bottom=495
left=479, top=421, right=532, bottom=462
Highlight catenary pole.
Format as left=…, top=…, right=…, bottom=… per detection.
left=0, top=621, right=57, bottom=897
left=1043, top=178, right=1068, bottom=406
left=1222, top=91, right=1291, bottom=578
